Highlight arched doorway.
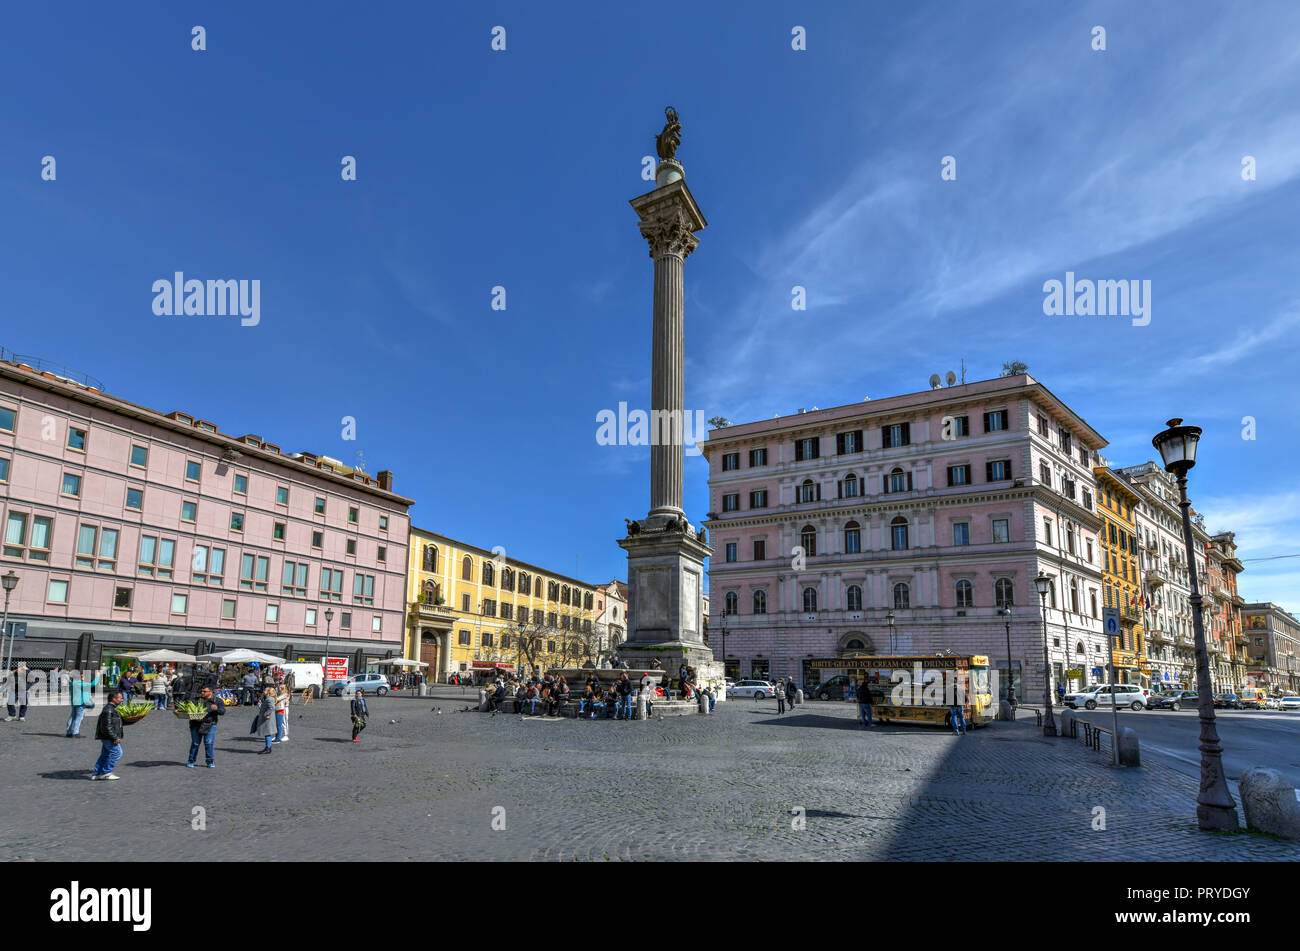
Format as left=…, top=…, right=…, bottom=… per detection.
left=420, top=629, right=441, bottom=678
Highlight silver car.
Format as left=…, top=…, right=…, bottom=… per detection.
left=330, top=672, right=391, bottom=697
left=728, top=679, right=777, bottom=699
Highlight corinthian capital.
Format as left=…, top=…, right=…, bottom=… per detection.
left=639, top=209, right=700, bottom=260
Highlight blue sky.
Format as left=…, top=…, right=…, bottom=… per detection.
left=3, top=1, right=1299, bottom=609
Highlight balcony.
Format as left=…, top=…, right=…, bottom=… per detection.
left=1149, top=628, right=1171, bottom=644
left=1121, top=602, right=1141, bottom=622
left=412, top=599, right=455, bottom=626
left=1211, top=584, right=1231, bottom=602
left=1145, top=569, right=1167, bottom=588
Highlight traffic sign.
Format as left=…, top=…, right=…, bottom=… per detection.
left=1103, top=608, right=1120, bottom=640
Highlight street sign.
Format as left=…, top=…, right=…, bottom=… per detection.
left=324, top=656, right=349, bottom=681
left=1103, top=608, right=1120, bottom=640
left=3, top=621, right=26, bottom=639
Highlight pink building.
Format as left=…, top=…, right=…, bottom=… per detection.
left=0, top=355, right=412, bottom=671
left=702, top=374, right=1109, bottom=701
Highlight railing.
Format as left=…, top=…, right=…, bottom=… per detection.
left=1145, top=569, right=1167, bottom=587
left=0, top=347, right=105, bottom=391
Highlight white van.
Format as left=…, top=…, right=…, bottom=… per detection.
left=278, top=663, right=324, bottom=698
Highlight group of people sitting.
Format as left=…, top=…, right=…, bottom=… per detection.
left=487, top=671, right=671, bottom=719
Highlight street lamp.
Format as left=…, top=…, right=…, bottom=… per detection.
left=1001, top=606, right=1015, bottom=707
left=885, top=610, right=896, bottom=654
left=323, top=608, right=335, bottom=698
left=718, top=612, right=728, bottom=675
left=1033, top=572, right=1057, bottom=736
left=1153, top=417, right=1239, bottom=831
left=1, top=570, right=19, bottom=679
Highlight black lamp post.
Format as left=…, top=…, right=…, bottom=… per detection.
left=1034, top=572, right=1057, bottom=736
left=1001, top=606, right=1015, bottom=706
left=323, top=607, right=334, bottom=697
left=886, top=610, right=896, bottom=654
left=0, top=570, right=19, bottom=676
left=718, top=612, right=728, bottom=674
left=1153, top=417, right=1239, bottom=831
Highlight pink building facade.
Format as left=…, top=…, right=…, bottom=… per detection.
left=0, top=358, right=412, bottom=670
left=702, top=374, right=1109, bottom=701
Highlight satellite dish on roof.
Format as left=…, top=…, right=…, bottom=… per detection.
left=929, top=374, right=942, bottom=389
left=946, top=371, right=957, bottom=386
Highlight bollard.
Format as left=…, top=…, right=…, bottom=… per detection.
left=1240, top=767, right=1300, bottom=840
left=417, top=683, right=428, bottom=698
left=477, top=688, right=489, bottom=712
left=1059, top=708, right=1075, bottom=737
left=795, top=688, right=804, bottom=706
left=998, top=700, right=1014, bottom=722
left=1116, top=726, right=1140, bottom=767
left=637, top=692, right=647, bottom=720
left=698, top=690, right=709, bottom=715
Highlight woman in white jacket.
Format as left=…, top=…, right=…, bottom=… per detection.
left=148, top=671, right=171, bottom=710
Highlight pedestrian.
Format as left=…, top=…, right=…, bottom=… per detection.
left=787, top=677, right=798, bottom=705
left=240, top=668, right=258, bottom=705
left=856, top=677, right=875, bottom=728
left=273, top=680, right=289, bottom=743
left=616, top=672, right=633, bottom=720
left=186, top=684, right=226, bottom=768
left=118, top=669, right=137, bottom=700
left=148, top=670, right=170, bottom=710
left=256, top=687, right=277, bottom=754
left=950, top=674, right=967, bottom=736
left=66, top=669, right=101, bottom=737
left=5, top=664, right=31, bottom=721
left=775, top=680, right=787, bottom=714
left=91, top=690, right=126, bottom=780
left=350, top=689, right=368, bottom=742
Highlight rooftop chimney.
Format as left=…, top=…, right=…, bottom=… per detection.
left=378, top=469, right=394, bottom=492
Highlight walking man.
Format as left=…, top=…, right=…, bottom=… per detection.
left=856, top=677, right=874, bottom=728
left=4, top=664, right=31, bottom=721
left=775, top=680, right=787, bottom=714
left=949, top=673, right=967, bottom=736
left=91, top=690, right=126, bottom=780
left=186, top=684, right=226, bottom=768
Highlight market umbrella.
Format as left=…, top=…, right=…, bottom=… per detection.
left=375, top=658, right=428, bottom=667
left=135, top=649, right=199, bottom=663
left=196, top=648, right=287, bottom=665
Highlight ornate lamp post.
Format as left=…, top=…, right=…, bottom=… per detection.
left=1001, top=606, right=1015, bottom=706
left=1, top=570, right=19, bottom=677
left=1034, top=573, right=1057, bottom=736
left=718, top=612, right=728, bottom=676
left=1153, top=418, right=1239, bottom=831
left=886, top=611, right=896, bottom=654
left=323, top=608, right=334, bottom=697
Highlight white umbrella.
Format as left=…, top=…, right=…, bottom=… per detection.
left=376, top=658, right=428, bottom=667
left=135, top=649, right=199, bottom=663
left=196, top=648, right=287, bottom=665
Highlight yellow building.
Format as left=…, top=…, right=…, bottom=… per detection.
left=405, top=527, right=599, bottom=681
left=1094, top=467, right=1147, bottom=686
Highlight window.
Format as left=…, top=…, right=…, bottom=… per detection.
left=749, top=448, right=768, bottom=467
left=532, top=608, right=543, bottom=624
left=459, top=630, right=472, bottom=646
left=1037, top=414, right=1050, bottom=437
left=794, top=437, right=820, bottom=461
left=1067, top=524, right=1077, bottom=555
left=1081, top=489, right=1093, bottom=510
left=379, top=516, right=388, bottom=531
left=753, top=539, right=766, bottom=561
left=893, top=583, right=910, bottom=609
left=48, top=579, right=70, bottom=603
left=0, top=457, right=8, bottom=483
left=891, top=517, right=909, bottom=551
left=241, top=554, right=270, bottom=592
left=725, top=592, right=738, bottom=615
left=266, top=603, right=279, bottom=623
left=947, top=465, right=970, bottom=487
left=463, top=594, right=471, bottom=612
left=847, top=585, right=862, bottom=611
left=181, top=500, right=197, bottom=522
left=281, top=560, right=309, bottom=596
left=114, top=587, right=132, bottom=609
left=3, top=512, right=27, bottom=559
left=1039, top=462, right=1051, bottom=487
left=0, top=408, right=13, bottom=431
left=840, top=474, right=859, bottom=499
left=233, top=474, right=248, bottom=495
left=983, top=410, right=1008, bottom=432
left=185, top=460, right=201, bottom=481
left=137, top=536, right=175, bottom=578
left=753, top=590, right=767, bottom=614
left=882, top=423, right=910, bottom=449
left=62, top=473, right=82, bottom=497
left=750, top=490, right=768, bottom=508
left=1086, top=539, right=1094, bottom=563
left=76, top=525, right=97, bottom=567
left=230, top=512, right=244, bottom=532
left=28, top=516, right=52, bottom=562
left=462, top=556, right=473, bottom=580
left=482, top=599, right=496, bottom=617
left=723, top=493, right=740, bottom=512
left=67, top=427, right=87, bottom=451
left=313, top=497, right=327, bottom=515
left=320, top=567, right=343, bottom=601
left=125, top=487, right=143, bottom=511
left=378, top=545, right=386, bottom=563
left=341, top=612, right=352, bottom=630
left=886, top=468, right=912, bottom=493
left=955, top=580, right=973, bottom=608
left=995, top=578, right=1014, bottom=608
left=725, top=542, right=737, bottom=562
left=171, top=592, right=188, bottom=614
left=722, top=452, right=739, bottom=471
left=844, top=521, right=861, bottom=554
left=312, top=531, right=323, bottom=549
left=953, top=522, right=969, bottom=546
left=483, top=562, right=495, bottom=585
left=986, top=460, right=1011, bottom=482
left=992, top=519, right=1010, bottom=544
left=276, top=486, right=289, bottom=505
left=346, top=538, right=356, bottom=556
left=803, top=587, right=818, bottom=612
left=837, top=430, right=863, bottom=454
left=222, top=598, right=237, bottom=619
left=1059, top=429, right=1072, bottom=454
left=1043, top=518, right=1053, bottom=546
left=372, top=616, right=382, bottom=633
left=800, top=525, right=817, bottom=557
left=273, top=522, right=285, bottom=540
left=798, top=479, right=819, bottom=503
left=130, top=445, right=148, bottom=467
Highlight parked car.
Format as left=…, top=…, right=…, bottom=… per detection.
left=813, top=675, right=855, bottom=701
left=330, top=672, right=391, bottom=697
left=1266, top=696, right=1284, bottom=710
left=728, top=679, right=777, bottom=699
left=1213, top=693, right=1242, bottom=710
left=1064, top=684, right=1149, bottom=710
left=1148, top=690, right=1198, bottom=711
left=1279, top=696, right=1300, bottom=711
left=279, top=662, right=325, bottom=698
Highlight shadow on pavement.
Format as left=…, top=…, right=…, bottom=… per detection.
left=39, top=769, right=96, bottom=781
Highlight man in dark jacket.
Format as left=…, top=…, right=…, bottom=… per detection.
left=91, top=691, right=126, bottom=780
left=187, top=685, right=225, bottom=768
left=856, top=678, right=875, bottom=728
left=616, top=673, right=633, bottom=720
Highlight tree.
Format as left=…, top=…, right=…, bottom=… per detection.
left=708, top=416, right=731, bottom=428
left=1001, top=361, right=1029, bottom=377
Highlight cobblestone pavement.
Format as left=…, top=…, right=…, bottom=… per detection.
left=1, top=690, right=1295, bottom=861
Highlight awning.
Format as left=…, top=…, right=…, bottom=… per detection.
left=470, top=661, right=512, bottom=669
